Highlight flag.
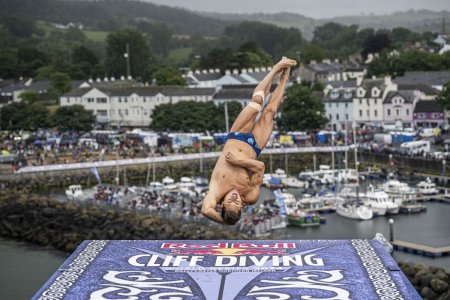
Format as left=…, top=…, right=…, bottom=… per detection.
left=91, top=166, right=101, bottom=184
left=273, top=189, right=287, bottom=217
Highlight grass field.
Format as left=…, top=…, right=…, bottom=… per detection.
left=35, top=20, right=109, bottom=42
left=165, top=47, right=193, bottom=65
left=83, top=30, right=109, bottom=42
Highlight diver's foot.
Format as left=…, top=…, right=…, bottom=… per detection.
left=274, top=57, right=297, bottom=71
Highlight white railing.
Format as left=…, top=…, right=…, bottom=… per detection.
left=16, top=146, right=351, bottom=174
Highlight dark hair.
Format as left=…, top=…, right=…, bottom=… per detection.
left=221, top=207, right=241, bottom=225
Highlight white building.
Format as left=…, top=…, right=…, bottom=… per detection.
left=353, top=76, right=397, bottom=127
left=324, top=88, right=355, bottom=132
left=60, top=87, right=215, bottom=127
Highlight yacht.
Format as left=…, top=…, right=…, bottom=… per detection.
left=416, top=177, right=439, bottom=195
left=378, top=178, right=418, bottom=205
left=177, top=177, right=197, bottom=194
left=148, top=181, right=164, bottom=191
left=282, top=177, right=307, bottom=188
left=162, top=176, right=178, bottom=190
left=364, top=187, right=399, bottom=215
left=297, top=194, right=336, bottom=213
left=336, top=202, right=373, bottom=220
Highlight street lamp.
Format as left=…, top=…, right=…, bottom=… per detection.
left=442, top=159, right=446, bottom=178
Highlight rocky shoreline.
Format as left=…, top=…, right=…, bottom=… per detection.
left=0, top=192, right=246, bottom=252
left=399, top=261, right=450, bottom=300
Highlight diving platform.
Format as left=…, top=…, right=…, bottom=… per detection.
left=33, top=239, right=420, bottom=299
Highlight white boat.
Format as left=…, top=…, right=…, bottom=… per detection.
left=281, top=192, right=297, bottom=211
left=336, top=202, right=373, bottom=220
left=416, top=177, right=439, bottom=195
left=282, top=177, right=307, bottom=188
left=65, top=184, right=84, bottom=199
left=378, top=178, right=418, bottom=205
left=272, top=168, right=287, bottom=179
left=338, top=169, right=363, bottom=183
left=297, top=195, right=336, bottom=213
left=148, top=181, right=163, bottom=191
left=364, top=187, right=399, bottom=215
left=162, top=176, right=178, bottom=190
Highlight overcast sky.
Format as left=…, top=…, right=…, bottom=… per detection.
left=145, top=0, right=449, bottom=19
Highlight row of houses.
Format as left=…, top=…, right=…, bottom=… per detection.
left=324, top=72, right=450, bottom=131
left=1, top=70, right=449, bottom=130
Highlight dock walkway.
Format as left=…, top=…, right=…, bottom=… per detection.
left=392, top=240, right=450, bottom=257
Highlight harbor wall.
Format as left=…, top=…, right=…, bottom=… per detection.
left=0, top=191, right=246, bottom=252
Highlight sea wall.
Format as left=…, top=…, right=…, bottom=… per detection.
left=0, top=192, right=246, bottom=252
left=399, top=261, right=450, bottom=300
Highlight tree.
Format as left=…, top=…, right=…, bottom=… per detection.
left=299, top=44, right=326, bottom=64
left=0, top=102, right=50, bottom=130
left=437, top=81, right=450, bottom=110
left=71, top=45, right=98, bottom=77
left=49, top=72, right=72, bottom=101
left=0, top=49, right=18, bottom=78
left=19, top=91, right=39, bottom=104
left=105, top=29, right=155, bottom=80
left=277, top=83, right=328, bottom=131
left=362, top=32, right=392, bottom=59
left=224, top=22, right=303, bottom=57
left=53, top=105, right=96, bottom=132
left=152, top=67, right=185, bottom=86
left=150, top=101, right=241, bottom=132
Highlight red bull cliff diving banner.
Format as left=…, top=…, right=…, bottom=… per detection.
left=33, top=240, right=420, bottom=300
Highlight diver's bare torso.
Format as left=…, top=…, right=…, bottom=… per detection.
left=209, top=139, right=258, bottom=206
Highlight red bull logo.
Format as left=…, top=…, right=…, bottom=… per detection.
left=162, top=242, right=294, bottom=255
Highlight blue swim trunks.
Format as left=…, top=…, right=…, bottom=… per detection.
left=226, top=132, right=262, bottom=157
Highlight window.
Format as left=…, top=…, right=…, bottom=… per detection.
left=328, top=103, right=331, bottom=108
left=118, top=109, right=122, bottom=116
left=359, top=110, right=362, bottom=117
left=387, top=109, right=391, bottom=116
left=359, top=99, right=362, bottom=105
left=119, top=98, right=122, bottom=103
left=374, top=110, right=378, bottom=117
left=96, top=97, right=107, bottom=103
left=335, top=103, right=338, bottom=108
left=367, top=99, right=370, bottom=106
left=374, top=99, right=377, bottom=105
left=66, top=99, right=70, bottom=103
left=125, top=109, right=128, bottom=116
left=329, top=114, right=332, bottom=120
left=406, top=109, right=409, bottom=116
left=367, top=110, right=370, bottom=117
left=97, top=110, right=107, bottom=116
left=396, top=109, right=400, bottom=116
left=336, top=114, right=339, bottom=120
left=346, top=114, right=349, bottom=120
left=86, top=97, right=94, bottom=103
left=124, top=98, right=128, bottom=103
left=345, top=103, right=348, bottom=108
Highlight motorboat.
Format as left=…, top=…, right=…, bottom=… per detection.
left=378, top=178, right=418, bottom=205
left=162, top=176, right=178, bottom=190
left=148, top=181, right=164, bottom=191
left=336, top=202, right=373, bottom=220
left=287, top=210, right=322, bottom=227
left=363, top=187, right=399, bottom=215
left=416, top=177, right=439, bottom=195
left=282, top=177, right=307, bottom=188
left=338, top=169, right=364, bottom=183
left=297, top=195, right=336, bottom=214
left=272, top=168, right=287, bottom=179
